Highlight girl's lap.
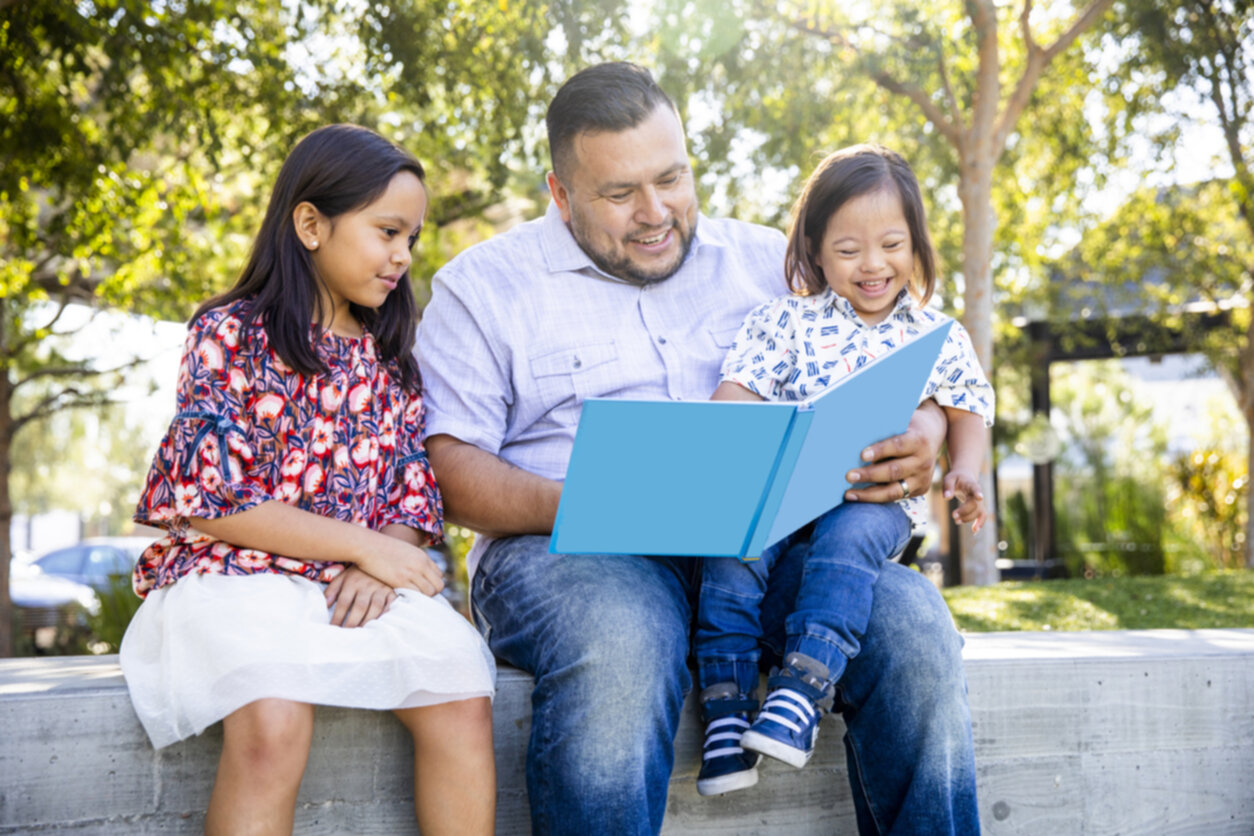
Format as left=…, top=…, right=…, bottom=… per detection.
left=121, top=572, right=495, bottom=749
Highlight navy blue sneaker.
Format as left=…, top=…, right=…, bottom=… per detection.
left=740, top=653, right=832, bottom=769
left=696, top=683, right=760, bottom=796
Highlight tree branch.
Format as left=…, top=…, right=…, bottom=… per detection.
left=10, top=388, right=114, bottom=437
left=994, top=0, right=1117, bottom=151
left=969, top=0, right=1002, bottom=146
left=869, top=72, right=963, bottom=146
left=778, top=4, right=963, bottom=146
left=937, top=39, right=962, bottom=130
left=12, top=354, right=148, bottom=392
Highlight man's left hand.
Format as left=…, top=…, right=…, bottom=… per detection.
left=843, top=400, right=946, bottom=503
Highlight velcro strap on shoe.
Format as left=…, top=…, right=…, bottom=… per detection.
left=767, top=671, right=831, bottom=710
left=702, top=697, right=759, bottom=721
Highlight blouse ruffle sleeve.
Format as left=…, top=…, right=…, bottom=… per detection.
left=135, top=310, right=272, bottom=528
left=719, top=297, right=799, bottom=400
left=379, top=391, right=444, bottom=543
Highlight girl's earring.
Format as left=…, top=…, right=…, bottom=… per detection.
left=309, top=240, right=319, bottom=250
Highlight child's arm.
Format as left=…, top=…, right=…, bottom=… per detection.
left=942, top=406, right=988, bottom=533
left=323, top=523, right=426, bottom=627
left=191, top=502, right=445, bottom=596
left=710, top=381, right=764, bottom=401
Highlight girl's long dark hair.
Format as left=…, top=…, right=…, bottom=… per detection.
left=195, top=124, right=425, bottom=391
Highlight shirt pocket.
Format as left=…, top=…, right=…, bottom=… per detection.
left=528, top=341, right=620, bottom=416
left=708, top=325, right=742, bottom=351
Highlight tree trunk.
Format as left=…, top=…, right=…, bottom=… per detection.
left=0, top=352, right=12, bottom=657
left=956, top=150, right=1000, bottom=586
left=1238, top=336, right=1254, bottom=573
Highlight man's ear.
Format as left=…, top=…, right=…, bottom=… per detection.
left=292, top=201, right=325, bottom=250
left=547, top=171, right=573, bottom=223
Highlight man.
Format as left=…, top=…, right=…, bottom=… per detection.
left=416, top=62, right=980, bottom=834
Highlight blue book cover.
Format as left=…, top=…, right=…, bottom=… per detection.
left=550, top=321, right=953, bottom=558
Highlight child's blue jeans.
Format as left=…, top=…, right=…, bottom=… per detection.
left=695, top=500, right=912, bottom=695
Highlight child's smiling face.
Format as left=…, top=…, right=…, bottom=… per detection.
left=813, top=188, right=914, bottom=326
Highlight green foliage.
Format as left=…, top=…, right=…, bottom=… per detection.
left=87, top=573, right=143, bottom=653
left=998, top=488, right=1032, bottom=563
left=1051, top=360, right=1169, bottom=576
left=1166, top=400, right=1250, bottom=571
left=944, top=570, right=1254, bottom=632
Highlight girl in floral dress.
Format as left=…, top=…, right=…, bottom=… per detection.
left=120, top=124, right=496, bottom=835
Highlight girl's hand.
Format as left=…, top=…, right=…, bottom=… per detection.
left=325, top=566, right=397, bottom=627
left=357, top=539, right=446, bottom=597
left=944, top=470, right=987, bottom=533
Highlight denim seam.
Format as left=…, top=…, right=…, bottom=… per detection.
left=845, top=726, right=888, bottom=835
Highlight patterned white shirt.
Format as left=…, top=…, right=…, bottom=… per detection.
left=721, top=287, right=995, bottom=529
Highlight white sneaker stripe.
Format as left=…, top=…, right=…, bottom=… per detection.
left=705, top=732, right=746, bottom=746
left=708, top=716, right=750, bottom=731
left=756, top=710, right=803, bottom=734
left=703, top=747, right=746, bottom=761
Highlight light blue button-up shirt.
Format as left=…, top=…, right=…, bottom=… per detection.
left=415, top=201, right=788, bottom=572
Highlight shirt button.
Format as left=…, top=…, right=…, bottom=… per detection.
left=572, top=357, right=582, bottom=369
left=657, top=336, right=667, bottom=345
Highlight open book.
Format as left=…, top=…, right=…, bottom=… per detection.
left=549, top=320, right=953, bottom=559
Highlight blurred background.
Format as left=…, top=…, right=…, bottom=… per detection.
left=2, top=0, right=1249, bottom=655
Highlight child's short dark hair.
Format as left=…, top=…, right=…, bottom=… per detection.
left=546, top=62, right=676, bottom=182
left=785, top=144, right=937, bottom=306
left=197, top=124, right=425, bottom=391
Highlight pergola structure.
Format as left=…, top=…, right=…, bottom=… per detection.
left=1019, top=307, right=1233, bottom=574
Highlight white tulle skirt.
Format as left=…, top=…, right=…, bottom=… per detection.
left=119, top=572, right=496, bottom=749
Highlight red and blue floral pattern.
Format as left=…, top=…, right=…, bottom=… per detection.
left=133, top=300, right=442, bottom=597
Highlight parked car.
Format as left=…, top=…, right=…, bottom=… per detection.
left=9, top=537, right=153, bottom=650
left=21, top=536, right=153, bottom=593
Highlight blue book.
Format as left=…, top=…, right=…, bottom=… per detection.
left=550, top=320, right=953, bottom=559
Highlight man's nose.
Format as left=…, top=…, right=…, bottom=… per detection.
left=634, top=187, right=667, bottom=226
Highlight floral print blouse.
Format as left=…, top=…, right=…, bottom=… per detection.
left=132, top=299, right=442, bottom=597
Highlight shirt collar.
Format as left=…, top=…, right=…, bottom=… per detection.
left=539, top=199, right=724, bottom=279
left=821, top=287, right=921, bottom=326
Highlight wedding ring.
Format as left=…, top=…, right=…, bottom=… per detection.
left=897, top=478, right=910, bottom=499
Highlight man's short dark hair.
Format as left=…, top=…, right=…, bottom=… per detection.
left=546, top=62, right=676, bottom=182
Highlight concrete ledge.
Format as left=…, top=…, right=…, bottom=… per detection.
left=2, top=629, right=1253, bottom=834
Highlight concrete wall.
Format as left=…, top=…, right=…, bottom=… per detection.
left=2, top=629, right=1253, bottom=834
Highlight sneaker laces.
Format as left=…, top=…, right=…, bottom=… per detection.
left=703, top=715, right=751, bottom=760
left=757, top=687, right=818, bottom=734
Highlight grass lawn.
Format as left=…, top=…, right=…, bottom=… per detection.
left=942, top=569, right=1254, bottom=632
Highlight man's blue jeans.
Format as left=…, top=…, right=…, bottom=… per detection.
left=471, top=533, right=980, bottom=835
left=696, top=501, right=912, bottom=695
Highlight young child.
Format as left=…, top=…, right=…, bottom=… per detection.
left=120, top=124, right=497, bottom=834
left=694, top=144, right=994, bottom=796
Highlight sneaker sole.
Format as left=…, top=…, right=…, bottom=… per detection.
left=696, top=760, right=760, bottom=796
left=741, top=729, right=812, bottom=769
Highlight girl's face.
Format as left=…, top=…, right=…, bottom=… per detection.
left=812, top=188, right=913, bottom=326
left=309, top=170, right=427, bottom=334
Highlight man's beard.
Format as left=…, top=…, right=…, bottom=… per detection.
left=569, top=212, right=697, bottom=286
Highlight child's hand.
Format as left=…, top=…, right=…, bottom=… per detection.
left=358, top=539, right=446, bottom=597
left=326, top=566, right=397, bottom=627
left=943, top=470, right=987, bottom=533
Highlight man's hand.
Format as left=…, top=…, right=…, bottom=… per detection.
left=843, top=401, right=946, bottom=503
left=325, top=566, right=397, bottom=628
